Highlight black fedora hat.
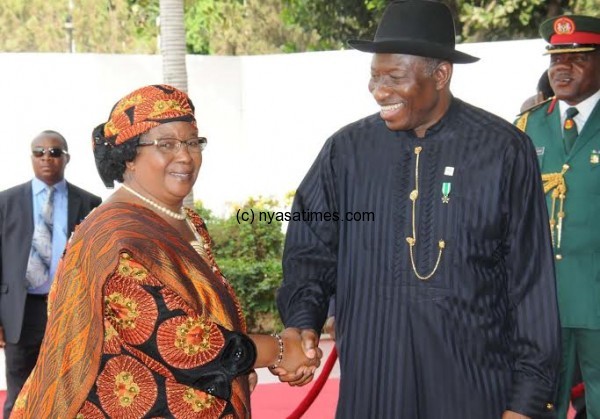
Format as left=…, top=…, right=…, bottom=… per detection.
left=348, top=0, right=479, bottom=64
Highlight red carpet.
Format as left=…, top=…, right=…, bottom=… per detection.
left=251, top=379, right=339, bottom=419
left=0, top=382, right=340, bottom=418
left=252, top=382, right=578, bottom=419
left=2, top=384, right=578, bottom=418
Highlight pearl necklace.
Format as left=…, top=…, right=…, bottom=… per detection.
left=121, top=184, right=186, bottom=220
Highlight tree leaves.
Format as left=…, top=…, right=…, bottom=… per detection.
left=194, top=197, right=285, bottom=332
left=185, top=0, right=319, bottom=55
left=0, top=0, right=159, bottom=53
left=0, top=1, right=597, bottom=54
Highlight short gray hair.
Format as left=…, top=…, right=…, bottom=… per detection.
left=422, top=57, right=443, bottom=76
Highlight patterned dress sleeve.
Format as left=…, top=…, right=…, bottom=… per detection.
left=77, top=252, right=256, bottom=419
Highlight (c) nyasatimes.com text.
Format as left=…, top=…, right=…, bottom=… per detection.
left=236, top=209, right=375, bottom=224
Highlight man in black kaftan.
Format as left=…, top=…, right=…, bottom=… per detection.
left=276, top=1, right=560, bottom=418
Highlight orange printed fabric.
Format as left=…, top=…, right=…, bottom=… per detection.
left=11, top=203, right=253, bottom=419
left=101, top=84, right=197, bottom=147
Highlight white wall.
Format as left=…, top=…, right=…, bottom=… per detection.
left=0, top=39, right=550, bottom=215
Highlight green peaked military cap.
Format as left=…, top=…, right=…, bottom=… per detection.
left=540, top=14, right=600, bottom=54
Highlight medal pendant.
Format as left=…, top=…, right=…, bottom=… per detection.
left=441, top=182, right=451, bottom=204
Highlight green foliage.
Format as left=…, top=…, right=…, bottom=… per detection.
left=0, top=0, right=67, bottom=51
left=185, top=0, right=319, bottom=55
left=458, top=0, right=546, bottom=41
left=282, top=0, right=385, bottom=50
left=192, top=200, right=214, bottom=222
left=183, top=0, right=217, bottom=54
left=75, top=0, right=159, bottom=53
left=283, top=0, right=599, bottom=48
left=194, top=197, right=285, bottom=332
left=0, top=0, right=159, bottom=53
left=1, top=0, right=597, bottom=54
left=218, top=258, right=282, bottom=332
left=455, top=0, right=598, bottom=42
left=572, top=0, right=598, bottom=14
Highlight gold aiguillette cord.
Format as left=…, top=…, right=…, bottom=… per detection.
left=406, top=146, right=445, bottom=280
left=542, top=164, right=569, bottom=249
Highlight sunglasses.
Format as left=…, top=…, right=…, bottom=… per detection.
left=32, top=147, right=68, bottom=158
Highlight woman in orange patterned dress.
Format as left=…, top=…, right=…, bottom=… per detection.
left=11, top=85, right=320, bottom=418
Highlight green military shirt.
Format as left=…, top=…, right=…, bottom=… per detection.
left=517, top=97, right=600, bottom=329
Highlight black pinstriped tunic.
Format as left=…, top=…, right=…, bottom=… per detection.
left=278, top=99, right=560, bottom=418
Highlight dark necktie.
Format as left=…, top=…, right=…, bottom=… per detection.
left=563, top=107, right=579, bottom=153
left=26, top=186, right=55, bottom=288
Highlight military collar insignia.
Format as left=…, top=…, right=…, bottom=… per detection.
left=547, top=97, right=558, bottom=115
left=591, top=150, right=600, bottom=165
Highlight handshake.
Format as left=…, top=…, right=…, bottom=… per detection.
left=266, top=328, right=324, bottom=387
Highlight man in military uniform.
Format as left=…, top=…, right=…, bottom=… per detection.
left=516, top=14, right=600, bottom=418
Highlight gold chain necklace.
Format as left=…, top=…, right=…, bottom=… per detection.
left=405, top=146, right=445, bottom=280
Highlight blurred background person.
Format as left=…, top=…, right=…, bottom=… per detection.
left=519, top=71, right=555, bottom=113
left=0, top=130, right=101, bottom=418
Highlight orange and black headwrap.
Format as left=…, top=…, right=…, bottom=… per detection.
left=93, top=84, right=196, bottom=187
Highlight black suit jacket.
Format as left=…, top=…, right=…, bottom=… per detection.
left=0, top=180, right=101, bottom=343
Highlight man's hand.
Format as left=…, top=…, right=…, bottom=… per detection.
left=299, top=328, right=320, bottom=360
left=501, top=410, right=530, bottom=419
left=271, top=328, right=322, bottom=386
left=323, top=316, right=335, bottom=340
left=0, top=326, right=5, bottom=348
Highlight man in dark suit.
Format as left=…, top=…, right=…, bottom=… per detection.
left=278, top=1, right=559, bottom=417
left=0, top=130, right=101, bottom=418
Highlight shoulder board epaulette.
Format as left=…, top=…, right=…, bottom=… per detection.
left=515, top=112, right=529, bottom=132
left=515, top=97, right=555, bottom=132
left=516, top=96, right=554, bottom=117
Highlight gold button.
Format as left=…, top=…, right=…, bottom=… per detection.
left=555, top=254, right=562, bottom=260
left=546, top=402, right=554, bottom=410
